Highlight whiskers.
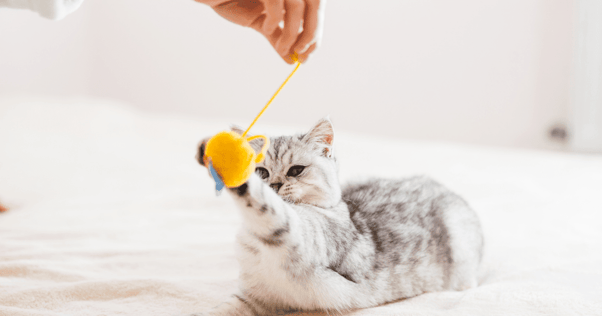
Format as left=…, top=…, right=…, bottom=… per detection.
left=279, top=194, right=298, bottom=204
left=279, top=183, right=305, bottom=204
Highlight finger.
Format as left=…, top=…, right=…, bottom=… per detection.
left=275, top=0, right=304, bottom=57
left=268, top=27, right=296, bottom=64
left=249, top=14, right=293, bottom=64
left=292, top=0, right=319, bottom=54
left=296, top=42, right=316, bottom=63
left=212, top=1, right=264, bottom=27
left=280, top=53, right=296, bottom=65
left=264, top=24, right=283, bottom=50
left=262, top=0, right=284, bottom=35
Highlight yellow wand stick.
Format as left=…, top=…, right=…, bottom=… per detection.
left=242, top=54, right=301, bottom=137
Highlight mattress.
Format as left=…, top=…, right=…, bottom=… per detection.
left=0, top=97, right=601, bottom=316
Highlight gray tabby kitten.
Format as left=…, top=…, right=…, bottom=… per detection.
left=194, top=117, right=483, bottom=316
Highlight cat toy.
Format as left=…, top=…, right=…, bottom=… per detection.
left=202, top=53, right=302, bottom=194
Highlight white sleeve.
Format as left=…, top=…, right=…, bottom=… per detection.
left=0, top=0, right=84, bottom=20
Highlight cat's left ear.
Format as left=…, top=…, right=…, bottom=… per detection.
left=304, top=116, right=335, bottom=158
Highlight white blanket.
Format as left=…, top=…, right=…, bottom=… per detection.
left=1, top=97, right=601, bottom=316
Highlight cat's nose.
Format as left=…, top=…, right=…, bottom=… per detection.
left=270, top=182, right=283, bottom=192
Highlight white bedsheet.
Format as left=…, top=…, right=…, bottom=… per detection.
left=1, top=97, right=601, bottom=316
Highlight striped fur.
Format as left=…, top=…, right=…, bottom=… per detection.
left=193, top=118, right=484, bottom=315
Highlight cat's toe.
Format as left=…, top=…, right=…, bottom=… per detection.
left=196, top=138, right=210, bottom=166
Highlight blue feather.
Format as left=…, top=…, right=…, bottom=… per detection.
left=208, top=160, right=225, bottom=195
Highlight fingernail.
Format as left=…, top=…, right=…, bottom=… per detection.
left=298, top=43, right=311, bottom=54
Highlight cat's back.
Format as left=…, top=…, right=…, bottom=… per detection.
left=342, top=175, right=453, bottom=214
left=341, top=175, right=483, bottom=293
left=341, top=176, right=464, bottom=227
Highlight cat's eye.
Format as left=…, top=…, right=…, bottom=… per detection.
left=255, top=167, right=269, bottom=179
left=286, top=165, right=306, bottom=177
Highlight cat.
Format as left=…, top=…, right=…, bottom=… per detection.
left=193, top=117, right=484, bottom=316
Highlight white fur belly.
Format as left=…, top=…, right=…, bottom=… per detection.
left=238, top=242, right=359, bottom=311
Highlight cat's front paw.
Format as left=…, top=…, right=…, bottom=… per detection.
left=196, top=137, right=211, bottom=167
left=229, top=182, right=248, bottom=197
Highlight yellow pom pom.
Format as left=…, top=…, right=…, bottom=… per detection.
left=204, top=131, right=269, bottom=188
left=291, top=52, right=300, bottom=63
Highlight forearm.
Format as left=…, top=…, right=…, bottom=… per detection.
left=229, top=174, right=340, bottom=266
left=229, top=174, right=296, bottom=239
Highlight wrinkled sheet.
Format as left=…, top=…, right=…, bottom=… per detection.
left=1, top=97, right=601, bottom=316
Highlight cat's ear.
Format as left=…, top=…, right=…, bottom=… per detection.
left=304, top=116, right=335, bottom=158
left=231, top=125, right=266, bottom=155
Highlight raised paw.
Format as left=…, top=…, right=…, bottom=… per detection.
left=229, top=183, right=248, bottom=197
left=196, top=137, right=211, bottom=167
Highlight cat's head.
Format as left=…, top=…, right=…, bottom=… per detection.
left=243, top=117, right=341, bottom=208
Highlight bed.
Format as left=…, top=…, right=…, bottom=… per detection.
left=1, top=97, right=601, bottom=316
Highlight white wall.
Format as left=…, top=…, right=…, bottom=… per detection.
left=570, top=0, right=602, bottom=152
left=0, top=5, right=91, bottom=95
left=0, top=0, right=576, bottom=150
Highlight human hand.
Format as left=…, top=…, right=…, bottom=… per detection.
left=195, top=0, right=326, bottom=64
